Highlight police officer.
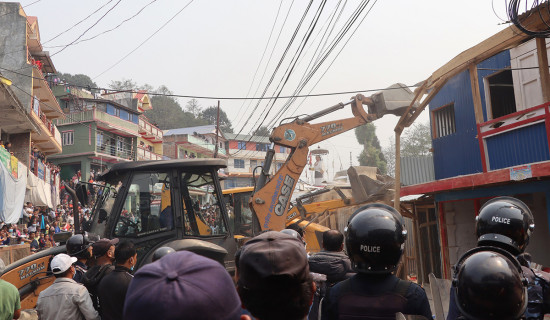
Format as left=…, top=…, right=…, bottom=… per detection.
left=321, top=203, right=432, bottom=320
left=447, top=196, right=550, bottom=320
left=453, top=246, right=528, bottom=320
left=66, top=234, right=94, bottom=283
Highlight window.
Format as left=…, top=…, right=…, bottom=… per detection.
left=62, top=131, right=74, bottom=146
left=116, top=137, right=125, bottom=154
left=96, top=132, right=104, bottom=148
left=485, top=70, right=516, bottom=119
left=106, top=104, right=116, bottom=115
left=238, top=141, right=246, bottom=150
left=250, top=160, right=257, bottom=169
left=234, top=159, right=245, bottom=168
left=119, top=109, right=130, bottom=121
left=114, top=172, right=173, bottom=237
left=181, top=171, right=227, bottom=236
left=433, top=103, right=456, bottom=138
left=256, top=143, right=269, bottom=151
left=280, top=146, right=286, bottom=153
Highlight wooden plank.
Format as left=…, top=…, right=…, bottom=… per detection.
left=536, top=37, right=550, bottom=102
left=393, top=131, right=402, bottom=211
left=429, top=273, right=445, bottom=320
left=469, top=64, right=484, bottom=124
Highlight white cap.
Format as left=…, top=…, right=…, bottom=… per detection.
left=51, top=254, right=77, bottom=274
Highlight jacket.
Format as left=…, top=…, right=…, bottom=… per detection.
left=97, top=265, right=134, bottom=320
left=36, top=278, right=100, bottom=320
left=309, top=250, right=355, bottom=285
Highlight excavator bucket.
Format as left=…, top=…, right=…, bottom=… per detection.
left=347, top=166, right=394, bottom=204
left=369, top=83, right=418, bottom=118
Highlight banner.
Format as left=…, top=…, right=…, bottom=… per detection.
left=45, top=166, right=51, bottom=184
left=37, top=161, right=45, bottom=180
left=0, top=147, right=9, bottom=170
left=10, top=155, right=18, bottom=179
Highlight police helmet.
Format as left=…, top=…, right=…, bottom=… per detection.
left=345, top=203, right=407, bottom=274
left=476, top=196, right=535, bottom=255
left=453, top=246, right=528, bottom=320
left=152, top=246, right=176, bottom=262
left=66, top=234, right=92, bottom=258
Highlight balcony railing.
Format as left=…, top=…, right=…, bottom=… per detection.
left=96, top=143, right=134, bottom=160
left=478, top=102, right=550, bottom=171
left=137, top=146, right=163, bottom=160
left=31, top=98, right=62, bottom=146
left=187, top=135, right=227, bottom=155
left=56, top=109, right=138, bottom=135
left=138, top=118, right=163, bottom=141
left=29, top=155, right=58, bottom=185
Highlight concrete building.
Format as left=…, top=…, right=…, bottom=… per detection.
left=0, top=3, right=63, bottom=212
left=101, top=91, right=163, bottom=161
left=50, top=87, right=141, bottom=181
left=163, top=125, right=227, bottom=160
left=224, top=133, right=290, bottom=188
left=398, top=8, right=550, bottom=282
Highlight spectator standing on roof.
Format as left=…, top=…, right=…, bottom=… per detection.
left=97, top=241, right=137, bottom=320
left=0, top=259, right=20, bottom=320
left=36, top=253, right=99, bottom=320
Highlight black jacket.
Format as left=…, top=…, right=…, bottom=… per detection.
left=97, top=265, right=134, bottom=320
left=309, top=250, right=355, bottom=285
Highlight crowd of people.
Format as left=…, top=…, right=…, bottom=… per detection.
left=0, top=197, right=549, bottom=320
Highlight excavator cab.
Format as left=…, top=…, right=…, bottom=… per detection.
left=84, top=159, right=237, bottom=269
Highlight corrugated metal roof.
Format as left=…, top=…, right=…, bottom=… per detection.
left=164, top=125, right=217, bottom=136
left=400, top=155, right=435, bottom=186
left=224, top=133, right=270, bottom=143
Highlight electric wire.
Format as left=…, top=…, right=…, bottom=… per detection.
left=92, top=0, right=195, bottom=80
left=507, top=0, right=550, bottom=36
left=44, top=0, right=158, bottom=49
left=51, top=0, right=123, bottom=57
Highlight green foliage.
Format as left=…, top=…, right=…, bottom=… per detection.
left=57, top=72, right=97, bottom=90
left=253, top=126, right=271, bottom=137
left=185, top=99, right=202, bottom=117
left=199, top=106, right=234, bottom=133
left=355, top=123, right=387, bottom=174
left=109, top=78, right=138, bottom=90
left=146, top=93, right=207, bottom=130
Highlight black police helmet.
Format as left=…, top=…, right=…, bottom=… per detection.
left=453, top=246, right=528, bottom=320
left=152, top=246, right=176, bottom=262
left=66, top=234, right=92, bottom=258
left=345, top=203, right=407, bottom=274
left=476, top=196, right=535, bottom=255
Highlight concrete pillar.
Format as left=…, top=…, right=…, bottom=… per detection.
left=81, top=158, right=91, bottom=182
left=9, top=132, right=30, bottom=167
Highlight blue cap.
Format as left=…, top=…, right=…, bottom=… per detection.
left=123, top=251, right=241, bottom=320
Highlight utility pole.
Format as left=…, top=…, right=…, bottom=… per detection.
left=213, top=100, right=220, bottom=158
left=349, top=152, right=352, bottom=167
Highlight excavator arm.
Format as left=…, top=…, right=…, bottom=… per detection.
left=249, top=84, right=417, bottom=232
left=250, top=95, right=376, bottom=231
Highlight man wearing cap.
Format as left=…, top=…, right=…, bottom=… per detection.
left=82, top=238, right=118, bottom=312
left=237, top=231, right=315, bottom=320
left=97, top=240, right=137, bottom=320
left=123, top=250, right=242, bottom=320
left=36, top=253, right=99, bottom=320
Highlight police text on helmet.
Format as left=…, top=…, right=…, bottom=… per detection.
left=492, top=216, right=511, bottom=224
left=360, top=245, right=380, bottom=253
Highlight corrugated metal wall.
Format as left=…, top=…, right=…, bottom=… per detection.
left=430, top=70, right=483, bottom=179
left=400, top=156, right=435, bottom=186
left=485, top=122, right=550, bottom=170
left=477, top=51, right=512, bottom=121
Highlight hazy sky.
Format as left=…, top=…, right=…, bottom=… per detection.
left=22, top=0, right=509, bottom=176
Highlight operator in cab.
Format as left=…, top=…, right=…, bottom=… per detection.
left=321, top=203, right=432, bottom=320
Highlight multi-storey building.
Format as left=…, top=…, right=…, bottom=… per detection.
left=0, top=3, right=62, bottom=211
left=51, top=87, right=140, bottom=181
left=398, top=7, right=550, bottom=281
left=224, top=133, right=290, bottom=188
left=101, top=91, right=163, bottom=161
left=163, top=125, right=226, bottom=160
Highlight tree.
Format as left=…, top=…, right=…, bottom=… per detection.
left=109, top=78, right=138, bottom=91
left=185, top=99, right=201, bottom=117
left=57, top=72, right=97, bottom=90
left=199, top=106, right=234, bottom=133
left=253, top=126, right=271, bottom=137
left=382, top=121, right=432, bottom=177
left=355, top=123, right=387, bottom=174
